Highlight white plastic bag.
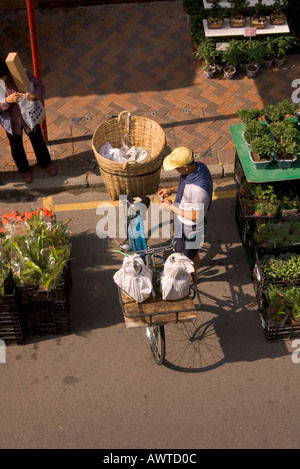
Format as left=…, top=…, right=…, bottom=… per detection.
left=113, top=254, right=153, bottom=303
left=18, top=96, right=45, bottom=130
left=160, top=253, right=195, bottom=301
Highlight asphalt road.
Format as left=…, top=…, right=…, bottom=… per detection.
left=0, top=179, right=299, bottom=450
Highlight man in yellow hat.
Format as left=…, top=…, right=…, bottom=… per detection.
left=158, top=147, right=213, bottom=283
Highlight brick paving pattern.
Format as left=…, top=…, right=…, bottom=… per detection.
left=0, top=1, right=299, bottom=183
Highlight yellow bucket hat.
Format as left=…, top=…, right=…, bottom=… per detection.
left=163, top=147, right=193, bottom=171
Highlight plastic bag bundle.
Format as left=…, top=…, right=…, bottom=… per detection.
left=160, top=253, right=195, bottom=301
left=113, top=254, right=153, bottom=303
left=100, top=141, right=148, bottom=164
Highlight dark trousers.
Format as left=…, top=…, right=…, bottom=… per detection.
left=6, top=125, right=52, bottom=173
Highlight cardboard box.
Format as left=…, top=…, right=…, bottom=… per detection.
left=5, top=52, right=30, bottom=93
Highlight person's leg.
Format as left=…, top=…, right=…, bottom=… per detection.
left=6, top=131, right=32, bottom=183
left=6, top=131, right=30, bottom=173
left=27, top=125, right=56, bottom=175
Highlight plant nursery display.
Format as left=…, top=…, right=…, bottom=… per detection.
left=0, top=208, right=71, bottom=291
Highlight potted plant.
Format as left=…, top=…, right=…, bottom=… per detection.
left=269, top=118, right=298, bottom=143
left=243, top=120, right=267, bottom=145
left=272, top=35, right=295, bottom=66
left=275, top=140, right=299, bottom=168
left=270, top=0, right=288, bottom=25
left=229, top=0, right=249, bottom=28
left=250, top=0, right=268, bottom=29
left=194, top=39, right=218, bottom=78
left=206, top=0, right=226, bottom=29
left=245, top=39, right=265, bottom=77
left=266, top=284, right=286, bottom=323
left=249, top=135, right=277, bottom=168
left=264, top=100, right=296, bottom=124
left=222, top=39, right=240, bottom=78
left=262, top=37, right=275, bottom=67
left=238, top=107, right=262, bottom=125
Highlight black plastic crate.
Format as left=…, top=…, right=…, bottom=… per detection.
left=258, top=293, right=300, bottom=342
left=15, top=263, right=72, bottom=304
left=0, top=284, right=24, bottom=346
left=20, top=299, right=70, bottom=335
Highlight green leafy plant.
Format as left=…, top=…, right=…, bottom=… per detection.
left=238, top=107, right=262, bottom=124
left=246, top=39, right=265, bottom=65
left=194, top=39, right=218, bottom=66
left=230, top=0, right=250, bottom=17
left=207, top=0, right=226, bottom=20
left=250, top=135, right=277, bottom=160
left=252, top=0, right=267, bottom=19
left=243, top=120, right=267, bottom=143
left=272, top=35, right=295, bottom=59
left=262, top=36, right=276, bottom=60
left=264, top=100, right=297, bottom=123
left=222, top=39, right=241, bottom=71
left=271, top=0, right=288, bottom=15
left=261, top=253, right=300, bottom=281
left=269, top=119, right=298, bottom=142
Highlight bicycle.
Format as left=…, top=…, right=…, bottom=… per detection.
left=114, top=195, right=201, bottom=366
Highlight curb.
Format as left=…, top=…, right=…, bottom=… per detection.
left=0, top=163, right=235, bottom=195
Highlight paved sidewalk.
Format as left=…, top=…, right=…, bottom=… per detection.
left=0, top=1, right=299, bottom=193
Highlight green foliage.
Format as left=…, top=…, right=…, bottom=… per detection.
left=243, top=120, right=267, bottom=143
left=238, top=107, right=262, bottom=124
left=252, top=0, right=267, bottom=18
left=262, top=36, right=276, bottom=59
left=230, top=0, right=250, bottom=15
left=272, top=35, right=295, bottom=58
left=261, top=253, right=300, bottom=281
left=272, top=0, right=288, bottom=14
left=264, top=100, right=297, bottom=123
left=194, top=39, right=218, bottom=65
left=250, top=135, right=277, bottom=159
left=246, top=39, right=265, bottom=65
left=222, top=39, right=241, bottom=67
left=208, top=0, right=227, bottom=19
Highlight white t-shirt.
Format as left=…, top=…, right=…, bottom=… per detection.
left=177, top=183, right=210, bottom=227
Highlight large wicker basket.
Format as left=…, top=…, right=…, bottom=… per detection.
left=92, top=111, right=166, bottom=200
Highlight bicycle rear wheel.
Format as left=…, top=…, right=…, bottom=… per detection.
left=146, top=325, right=165, bottom=365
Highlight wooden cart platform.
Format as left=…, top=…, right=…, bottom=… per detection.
left=118, top=286, right=201, bottom=328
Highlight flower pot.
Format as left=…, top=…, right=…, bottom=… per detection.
left=239, top=61, right=248, bottom=70
left=203, top=66, right=216, bottom=79
left=223, top=65, right=236, bottom=79
left=250, top=16, right=268, bottom=29
left=250, top=151, right=273, bottom=169
left=207, top=17, right=224, bottom=29
left=263, top=57, right=273, bottom=68
left=246, top=63, right=259, bottom=78
left=270, top=13, right=287, bottom=25
left=273, top=54, right=286, bottom=66
left=274, top=153, right=297, bottom=169
left=230, top=15, right=246, bottom=28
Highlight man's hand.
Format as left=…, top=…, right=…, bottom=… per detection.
left=157, top=186, right=177, bottom=200
left=160, top=199, right=173, bottom=211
